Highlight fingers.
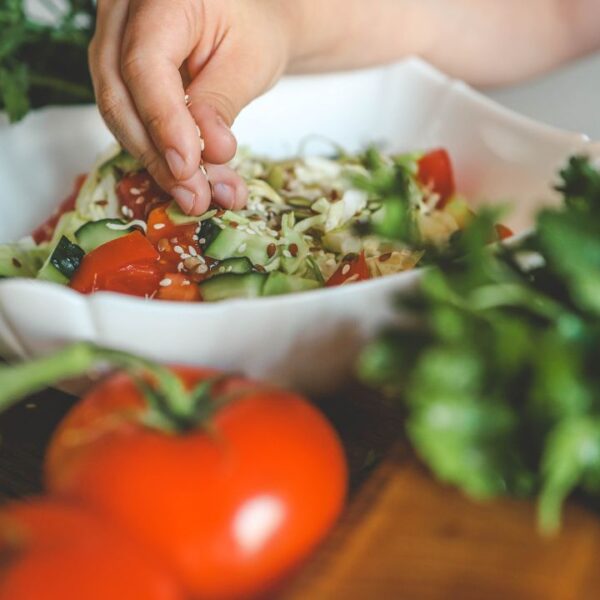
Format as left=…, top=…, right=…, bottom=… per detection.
left=120, top=0, right=204, bottom=181
left=91, top=0, right=211, bottom=214
left=90, top=0, right=252, bottom=214
left=205, top=164, right=248, bottom=210
left=90, top=0, right=176, bottom=190
left=185, top=39, right=278, bottom=164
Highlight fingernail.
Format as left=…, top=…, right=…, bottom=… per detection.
left=165, top=148, right=186, bottom=179
left=213, top=183, right=236, bottom=209
left=171, top=186, right=195, bottom=214
left=215, top=115, right=236, bottom=143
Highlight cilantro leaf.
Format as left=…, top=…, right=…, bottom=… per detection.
left=360, top=155, right=600, bottom=532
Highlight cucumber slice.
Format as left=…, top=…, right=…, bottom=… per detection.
left=0, top=243, right=47, bottom=278
left=166, top=201, right=217, bottom=225
left=37, top=236, right=85, bottom=283
left=197, top=220, right=223, bottom=249
left=199, top=273, right=267, bottom=301
left=204, top=226, right=276, bottom=267
left=212, top=257, right=254, bottom=276
left=37, top=261, right=68, bottom=284
left=75, top=219, right=134, bottom=253
left=262, top=272, right=321, bottom=296
left=49, top=210, right=88, bottom=246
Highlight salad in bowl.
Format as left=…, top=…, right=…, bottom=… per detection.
left=0, top=144, right=510, bottom=302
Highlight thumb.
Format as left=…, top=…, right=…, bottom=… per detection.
left=185, top=44, right=285, bottom=165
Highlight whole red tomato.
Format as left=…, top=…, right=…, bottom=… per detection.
left=0, top=500, right=183, bottom=600
left=45, top=368, right=347, bottom=600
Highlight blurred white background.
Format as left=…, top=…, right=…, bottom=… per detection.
left=487, top=52, right=600, bottom=140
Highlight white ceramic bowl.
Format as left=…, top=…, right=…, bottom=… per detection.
left=1, top=58, right=598, bottom=393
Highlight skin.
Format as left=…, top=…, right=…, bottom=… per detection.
left=90, top=0, right=600, bottom=215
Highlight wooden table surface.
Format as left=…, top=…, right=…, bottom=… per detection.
left=1, top=385, right=599, bottom=600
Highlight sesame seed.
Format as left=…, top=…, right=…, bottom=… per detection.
left=130, top=187, right=141, bottom=195
left=188, top=246, right=197, bottom=256
left=159, top=278, right=172, bottom=287
left=342, top=264, right=351, bottom=276
left=135, top=197, right=145, bottom=205
left=173, top=245, right=184, bottom=254
left=183, top=257, right=201, bottom=270
left=170, top=237, right=179, bottom=244
left=179, top=253, right=191, bottom=260
left=196, top=264, right=209, bottom=274
left=153, top=223, right=166, bottom=230
left=184, top=94, right=191, bottom=106
left=182, top=280, right=191, bottom=286
left=283, top=250, right=292, bottom=258
left=199, top=238, right=206, bottom=245
left=192, top=235, right=199, bottom=241
left=177, top=262, right=185, bottom=272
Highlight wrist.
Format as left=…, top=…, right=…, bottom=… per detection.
left=278, top=0, right=434, bottom=74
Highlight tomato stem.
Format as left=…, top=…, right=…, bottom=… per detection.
left=0, top=343, right=192, bottom=431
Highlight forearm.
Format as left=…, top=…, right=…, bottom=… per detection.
left=284, top=0, right=600, bottom=86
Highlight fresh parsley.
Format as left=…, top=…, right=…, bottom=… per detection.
left=0, top=0, right=95, bottom=122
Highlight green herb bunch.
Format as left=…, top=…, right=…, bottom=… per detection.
left=0, top=0, right=95, bottom=122
left=359, top=155, right=600, bottom=533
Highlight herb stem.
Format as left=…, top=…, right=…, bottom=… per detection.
left=0, top=344, right=96, bottom=411
left=0, top=344, right=192, bottom=428
left=28, top=74, right=94, bottom=101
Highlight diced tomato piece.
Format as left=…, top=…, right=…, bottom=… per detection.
left=495, top=223, right=514, bottom=241
left=326, top=252, right=370, bottom=287
left=116, top=171, right=170, bottom=220
left=417, top=148, right=456, bottom=208
left=70, top=231, right=160, bottom=294
left=147, top=204, right=201, bottom=268
left=100, top=262, right=163, bottom=298
left=156, top=273, right=202, bottom=302
left=32, top=174, right=87, bottom=244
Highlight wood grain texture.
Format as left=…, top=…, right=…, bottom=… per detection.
left=284, top=446, right=600, bottom=600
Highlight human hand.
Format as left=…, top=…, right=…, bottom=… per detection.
left=89, top=0, right=292, bottom=214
